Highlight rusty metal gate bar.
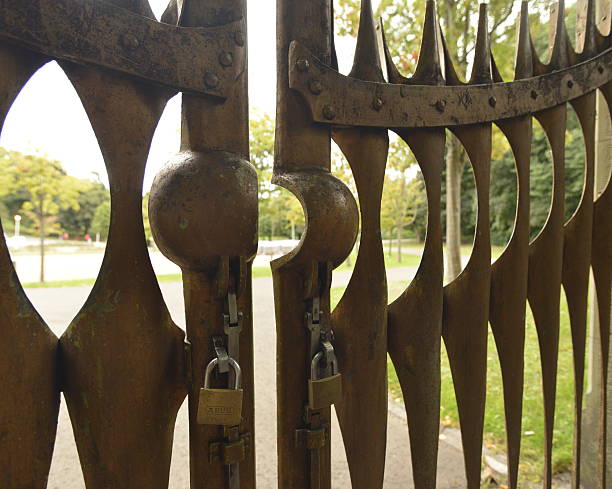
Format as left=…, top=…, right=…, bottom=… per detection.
left=0, top=1, right=256, bottom=489
left=275, top=1, right=612, bottom=489
left=0, top=0, right=611, bottom=488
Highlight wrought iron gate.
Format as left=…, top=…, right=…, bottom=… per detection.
left=0, top=0, right=610, bottom=489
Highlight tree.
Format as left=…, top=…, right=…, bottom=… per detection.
left=91, top=200, right=111, bottom=242
left=335, top=0, right=523, bottom=279
left=5, top=151, right=80, bottom=282
left=57, top=179, right=109, bottom=238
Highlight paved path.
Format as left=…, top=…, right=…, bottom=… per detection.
left=26, top=268, right=468, bottom=488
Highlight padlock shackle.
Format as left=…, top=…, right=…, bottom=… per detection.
left=204, top=357, right=242, bottom=389
left=310, top=350, right=339, bottom=380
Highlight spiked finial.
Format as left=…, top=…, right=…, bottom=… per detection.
left=470, top=3, right=492, bottom=84
left=381, top=22, right=409, bottom=84
left=161, top=0, right=181, bottom=24
left=491, top=54, right=504, bottom=83
left=412, top=0, right=444, bottom=85
left=440, top=32, right=462, bottom=85
left=577, top=0, right=598, bottom=57
left=514, top=1, right=533, bottom=79
left=350, top=0, right=385, bottom=82
left=549, top=0, right=570, bottom=70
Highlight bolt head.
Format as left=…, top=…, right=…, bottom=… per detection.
left=234, top=31, right=245, bottom=47
left=120, top=33, right=139, bottom=50
left=598, top=65, right=604, bottom=74
left=322, top=105, right=336, bottom=120
left=434, top=100, right=446, bottom=113
left=567, top=79, right=574, bottom=88
left=219, top=52, right=234, bottom=67
left=204, top=72, right=220, bottom=89
left=296, top=59, right=310, bottom=73
left=372, top=98, right=384, bottom=111
left=531, top=90, right=538, bottom=99
left=309, top=79, right=323, bottom=95
left=488, top=96, right=497, bottom=108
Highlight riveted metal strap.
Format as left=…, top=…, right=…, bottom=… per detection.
left=0, top=0, right=246, bottom=97
left=288, top=40, right=612, bottom=128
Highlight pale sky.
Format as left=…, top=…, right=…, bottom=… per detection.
left=0, top=0, right=359, bottom=191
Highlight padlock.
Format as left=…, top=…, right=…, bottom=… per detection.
left=197, top=357, right=243, bottom=426
left=308, top=351, right=343, bottom=410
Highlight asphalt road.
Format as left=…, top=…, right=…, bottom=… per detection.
left=26, top=268, right=468, bottom=489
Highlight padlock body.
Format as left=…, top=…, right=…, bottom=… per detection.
left=308, top=373, right=342, bottom=410
left=197, top=388, right=243, bottom=426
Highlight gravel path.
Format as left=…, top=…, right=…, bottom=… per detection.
left=26, top=267, right=467, bottom=488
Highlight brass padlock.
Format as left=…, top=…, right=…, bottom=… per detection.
left=198, top=357, right=243, bottom=426
left=308, top=351, right=342, bottom=410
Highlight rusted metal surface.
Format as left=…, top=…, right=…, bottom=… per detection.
left=59, top=60, right=187, bottom=489
left=330, top=2, right=388, bottom=488
left=384, top=3, right=444, bottom=488
left=288, top=43, right=612, bottom=128
left=148, top=0, right=257, bottom=488
left=488, top=6, right=532, bottom=489
left=0, top=0, right=246, bottom=97
left=592, top=79, right=611, bottom=489
left=0, top=43, right=60, bottom=489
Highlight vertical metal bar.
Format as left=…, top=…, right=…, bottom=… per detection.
left=442, top=6, right=492, bottom=488
left=331, top=3, right=389, bottom=487
left=488, top=5, right=532, bottom=488
left=0, top=43, right=60, bottom=489
left=274, top=0, right=358, bottom=488
left=59, top=14, right=188, bottom=489
left=383, top=2, right=444, bottom=487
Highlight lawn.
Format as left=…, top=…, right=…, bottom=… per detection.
left=332, top=281, right=577, bottom=486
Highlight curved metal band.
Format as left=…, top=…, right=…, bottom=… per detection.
left=288, top=41, right=612, bottom=128
left=0, top=0, right=246, bottom=97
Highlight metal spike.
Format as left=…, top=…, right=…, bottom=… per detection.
left=350, top=0, right=384, bottom=81
left=331, top=0, right=339, bottom=71
left=514, top=1, right=534, bottom=80
left=381, top=21, right=409, bottom=84
left=412, top=0, right=444, bottom=85
left=549, top=0, right=570, bottom=70
left=470, top=3, right=492, bottom=84
left=440, top=31, right=462, bottom=85
left=160, top=0, right=180, bottom=25
left=491, top=53, right=504, bottom=83
left=581, top=0, right=598, bottom=56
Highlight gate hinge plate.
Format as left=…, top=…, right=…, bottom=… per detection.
left=0, top=0, right=246, bottom=97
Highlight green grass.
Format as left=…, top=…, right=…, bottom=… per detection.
left=333, top=281, right=576, bottom=484
left=381, top=281, right=576, bottom=485
left=23, top=267, right=274, bottom=288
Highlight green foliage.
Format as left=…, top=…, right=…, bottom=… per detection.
left=91, top=200, right=111, bottom=241
left=57, top=179, right=109, bottom=238
left=2, top=150, right=80, bottom=237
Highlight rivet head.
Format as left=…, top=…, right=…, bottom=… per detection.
left=598, top=65, right=604, bottom=74
left=204, top=72, right=220, bottom=89
left=488, top=96, right=497, bottom=108
left=372, top=98, right=384, bottom=111
left=234, top=31, right=245, bottom=47
left=219, top=52, right=234, bottom=67
left=296, top=59, right=310, bottom=73
left=309, top=79, right=323, bottom=95
left=322, top=105, right=336, bottom=120
left=567, top=79, right=574, bottom=88
left=531, top=90, right=538, bottom=99
left=434, top=100, right=446, bottom=113
left=120, top=33, right=139, bottom=50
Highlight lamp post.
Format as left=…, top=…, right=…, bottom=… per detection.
left=14, top=215, right=21, bottom=238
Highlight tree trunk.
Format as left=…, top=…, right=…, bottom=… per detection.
left=39, top=210, right=45, bottom=283
left=396, top=222, right=402, bottom=263
left=446, top=136, right=463, bottom=280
